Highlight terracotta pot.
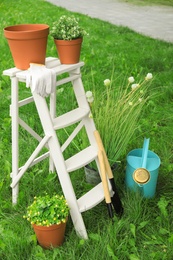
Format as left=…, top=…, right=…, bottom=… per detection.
left=4, top=24, right=49, bottom=70
left=33, top=221, right=67, bottom=249
left=54, top=38, right=83, bottom=64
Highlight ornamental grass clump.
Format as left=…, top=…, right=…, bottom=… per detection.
left=24, top=194, right=69, bottom=227
left=50, top=15, right=88, bottom=40
left=86, top=73, right=153, bottom=165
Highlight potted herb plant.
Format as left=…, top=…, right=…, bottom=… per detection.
left=50, top=15, right=88, bottom=64
left=23, top=193, right=69, bottom=249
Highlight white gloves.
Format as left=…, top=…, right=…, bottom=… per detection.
left=26, top=64, right=56, bottom=97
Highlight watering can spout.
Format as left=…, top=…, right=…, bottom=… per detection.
left=133, top=138, right=150, bottom=186
left=141, top=138, right=150, bottom=168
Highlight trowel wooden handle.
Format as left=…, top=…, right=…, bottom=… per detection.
left=94, top=130, right=113, bottom=179
left=98, top=150, right=111, bottom=204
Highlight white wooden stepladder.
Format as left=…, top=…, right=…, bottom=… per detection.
left=3, top=57, right=112, bottom=239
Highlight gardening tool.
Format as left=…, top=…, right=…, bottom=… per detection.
left=98, top=150, right=114, bottom=218
left=133, top=138, right=150, bottom=185
left=94, top=130, right=123, bottom=216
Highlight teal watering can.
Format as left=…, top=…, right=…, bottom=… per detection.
left=125, top=138, right=161, bottom=198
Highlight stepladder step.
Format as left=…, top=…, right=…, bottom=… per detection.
left=77, top=182, right=112, bottom=213
left=65, top=145, right=98, bottom=172
left=53, top=107, right=90, bottom=129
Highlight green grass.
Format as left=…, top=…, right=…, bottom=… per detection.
left=119, top=0, right=173, bottom=6
left=1, top=0, right=173, bottom=259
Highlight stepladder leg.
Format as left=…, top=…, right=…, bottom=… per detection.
left=49, top=155, right=55, bottom=172
left=53, top=161, right=88, bottom=238
left=69, top=206, right=88, bottom=239
left=11, top=76, right=19, bottom=204
left=52, top=154, right=88, bottom=238
left=12, top=185, right=19, bottom=205
left=46, top=131, right=88, bottom=239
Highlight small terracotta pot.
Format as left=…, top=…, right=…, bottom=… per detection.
left=54, top=38, right=82, bottom=64
left=4, top=24, right=49, bottom=70
left=33, top=221, right=67, bottom=249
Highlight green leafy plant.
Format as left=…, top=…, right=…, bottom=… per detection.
left=24, top=194, right=69, bottom=226
left=86, top=72, right=153, bottom=164
left=50, top=15, right=88, bottom=40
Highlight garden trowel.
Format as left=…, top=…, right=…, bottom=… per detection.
left=94, top=130, right=123, bottom=216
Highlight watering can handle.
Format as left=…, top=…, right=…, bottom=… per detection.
left=141, top=138, right=150, bottom=168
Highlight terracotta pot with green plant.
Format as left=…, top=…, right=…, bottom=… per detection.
left=50, top=15, right=88, bottom=64
left=24, top=193, right=69, bottom=249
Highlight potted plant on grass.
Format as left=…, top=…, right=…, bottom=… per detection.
left=23, top=193, right=69, bottom=249
left=50, top=15, right=88, bottom=64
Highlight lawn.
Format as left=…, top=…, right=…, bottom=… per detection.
left=120, top=0, right=173, bottom=6
left=0, top=0, right=173, bottom=259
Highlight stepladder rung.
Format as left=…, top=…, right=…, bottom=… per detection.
left=78, top=183, right=104, bottom=212
left=77, top=182, right=112, bottom=213
left=53, top=107, right=90, bottom=129
left=65, top=145, right=97, bottom=172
